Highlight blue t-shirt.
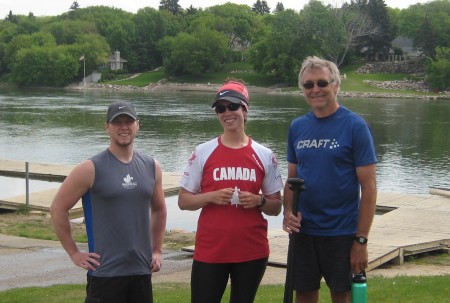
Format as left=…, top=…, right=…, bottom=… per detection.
left=287, top=105, right=377, bottom=236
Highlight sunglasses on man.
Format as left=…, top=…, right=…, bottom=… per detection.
left=302, top=79, right=334, bottom=89
left=214, top=103, right=242, bottom=114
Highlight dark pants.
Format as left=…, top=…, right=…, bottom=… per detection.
left=85, top=274, right=153, bottom=303
left=191, top=257, right=268, bottom=303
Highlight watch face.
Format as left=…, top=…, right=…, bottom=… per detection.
left=355, top=236, right=367, bottom=244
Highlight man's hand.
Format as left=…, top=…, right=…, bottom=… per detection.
left=151, top=252, right=163, bottom=273
left=283, top=211, right=302, bottom=234
left=70, top=251, right=101, bottom=271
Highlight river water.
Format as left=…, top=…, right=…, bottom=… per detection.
left=0, top=88, right=449, bottom=230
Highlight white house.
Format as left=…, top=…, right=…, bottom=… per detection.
left=108, top=50, right=127, bottom=70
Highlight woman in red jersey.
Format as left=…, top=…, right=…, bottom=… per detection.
left=178, top=79, right=284, bottom=303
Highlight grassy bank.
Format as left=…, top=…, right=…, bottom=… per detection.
left=2, top=276, right=450, bottom=302
left=0, top=209, right=195, bottom=250
left=106, top=63, right=282, bottom=88
left=102, top=62, right=445, bottom=98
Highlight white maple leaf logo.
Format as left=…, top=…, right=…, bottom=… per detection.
left=123, top=174, right=134, bottom=183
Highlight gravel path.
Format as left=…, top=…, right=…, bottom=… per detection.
left=1, top=234, right=450, bottom=292
left=0, top=234, right=193, bottom=291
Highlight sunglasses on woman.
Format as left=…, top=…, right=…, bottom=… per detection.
left=302, top=79, right=334, bottom=89
left=214, top=103, right=242, bottom=114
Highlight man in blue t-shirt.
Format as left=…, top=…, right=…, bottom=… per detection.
left=283, top=56, right=378, bottom=303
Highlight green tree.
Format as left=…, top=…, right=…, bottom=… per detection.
left=207, top=3, right=256, bottom=62
left=300, top=0, right=336, bottom=60
left=70, top=1, right=80, bottom=10
left=186, top=5, right=198, bottom=15
left=13, top=13, right=42, bottom=35
left=361, top=0, right=396, bottom=60
left=5, top=11, right=20, bottom=24
left=68, top=1, right=81, bottom=19
left=74, top=33, right=111, bottom=77
left=303, top=0, right=388, bottom=66
left=0, top=20, right=19, bottom=74
left=159, top=0, right=182, bottom=15
left=274, top=2, right=285, bottom=13
left=41, top=20, right=98, bottom=45
left=248, top=9, right=306, bottom=83
left=397, top=1, right=450, bottom=58
left=157, top=9, right=188, bottom=37
left=75, top=6, right=137, bottom=70
left=11, top=46, right=79, bottom=87
left=426, top=46, right=450, bottom=90
left=132, top=7, right=166, bottom=71
left=159, top=28, right=228, bottom=76
left=252, top=0, right=271, bottom=15
left=3, top=32, right=56, bottom=71
left=417, top=13, right=437, bottom=57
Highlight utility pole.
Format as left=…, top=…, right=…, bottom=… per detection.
left=80, top=54, right=85, bottom=86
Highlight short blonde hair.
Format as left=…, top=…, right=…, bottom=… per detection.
left=298, top=56, right=341, bottom=89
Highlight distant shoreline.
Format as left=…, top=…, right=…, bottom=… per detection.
left=72, top=82, right=450, bottom=100
left=2, top=81, right=448, bottom=100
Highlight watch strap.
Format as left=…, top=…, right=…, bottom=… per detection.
left=354, top=236, right=368, bottom=244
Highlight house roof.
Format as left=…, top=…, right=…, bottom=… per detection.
left=108, top=54, right=127, bottom=63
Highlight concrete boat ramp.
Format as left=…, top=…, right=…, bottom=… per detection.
left=1, top=160, right=449, bottom=271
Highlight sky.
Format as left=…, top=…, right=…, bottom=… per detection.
left=0, top=0, right=433, bottom=17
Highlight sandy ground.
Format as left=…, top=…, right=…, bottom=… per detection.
left=1, top=233, right=450, bottom=292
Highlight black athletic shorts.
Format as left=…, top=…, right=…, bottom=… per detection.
left=292, top=233, right=353, bottom=293
left=84, top=274, right=153, bottom=303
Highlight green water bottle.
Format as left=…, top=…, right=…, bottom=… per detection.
left=351, top=272, right=367, bottom=303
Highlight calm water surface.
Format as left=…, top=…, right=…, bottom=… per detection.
left=0, top=89, right=449, bottom=194
left=1, top=88, right=449, bottom=231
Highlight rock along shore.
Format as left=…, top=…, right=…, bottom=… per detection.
left=72, top=80, right=450, bottom=101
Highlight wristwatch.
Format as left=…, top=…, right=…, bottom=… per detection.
left=354, top=236, right=368, bottom=244
left=258, top=195, right=266, bottom=208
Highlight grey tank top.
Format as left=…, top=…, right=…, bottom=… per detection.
left=82, top=149, right=155, bottom=277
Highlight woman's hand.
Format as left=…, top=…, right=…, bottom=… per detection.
left=210, top=188, right=234, bottom=205
left=238, top=191, right=260, bottom=209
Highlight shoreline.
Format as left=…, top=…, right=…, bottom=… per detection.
left=2, top=80, right=448, bottom=100
left=70, top=82, right=450, bottom=100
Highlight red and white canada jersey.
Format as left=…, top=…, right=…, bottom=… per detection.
left=180, top=137, right=283, bottom=263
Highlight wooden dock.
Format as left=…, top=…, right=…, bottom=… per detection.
left=1, top=160, right=449, bottom=271
left=265, top=191, right=450, bottom=270
left=0, top=159, right=181, bottom=217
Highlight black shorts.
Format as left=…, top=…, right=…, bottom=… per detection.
left=85, top=274, right=153, bottom=303
left=191, top=257, right=268, bottom=303
left=292, top=234, right=353, bottom=293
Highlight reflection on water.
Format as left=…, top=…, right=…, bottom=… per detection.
left=0, top=89, right=449, bottom=195
left=377, top=144, right=450, bottom=193
left=165, top=195, right=283, bottom=232
left=0, top=176, right=60, bottom=199
left=0, top=180, right=282, bottom=233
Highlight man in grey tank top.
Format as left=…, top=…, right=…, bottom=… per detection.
left=50, top=101, right=167, bottom=303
